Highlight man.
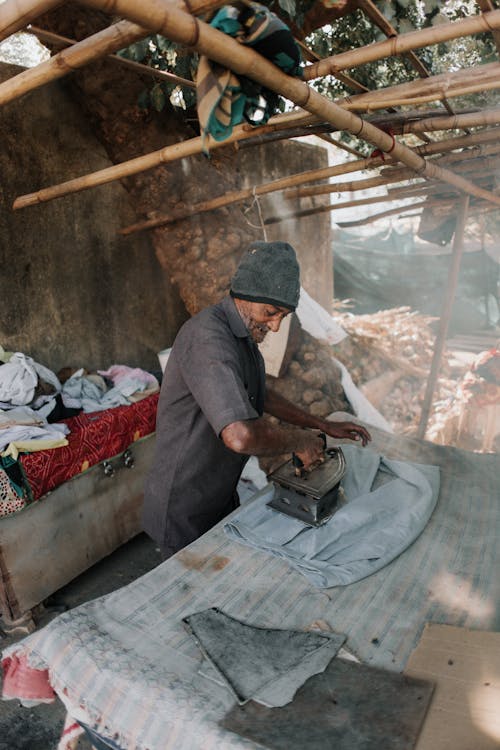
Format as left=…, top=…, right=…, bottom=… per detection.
left=143, top=241, right=370, bottom=559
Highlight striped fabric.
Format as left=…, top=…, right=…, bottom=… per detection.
left=2, top=424, right=499, bottom=750
left=196, top=3, right=302, bottom=147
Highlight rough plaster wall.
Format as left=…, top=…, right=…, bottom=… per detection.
left=0, top=63, right=187, bottom=373
left=236, top=139, right=333, bottom=312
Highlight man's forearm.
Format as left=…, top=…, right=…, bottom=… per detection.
left=222, top=417, right=320, bottom=457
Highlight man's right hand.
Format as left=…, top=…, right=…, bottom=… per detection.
left=294, top=432, right=325, bottom=471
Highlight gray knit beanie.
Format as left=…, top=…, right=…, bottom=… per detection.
left=230, top=241, right=300, bottom=311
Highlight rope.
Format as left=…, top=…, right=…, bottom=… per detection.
left=243, top=187, right=268, bottom=239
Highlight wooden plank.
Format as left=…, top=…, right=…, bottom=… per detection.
left=405, top=624, right=500, bottom=750
left=0, top=434, right=155, bottom=622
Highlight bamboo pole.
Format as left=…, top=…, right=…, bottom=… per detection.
left=15, top=0, right=500, bottom=212
left=0, top=21, right=151, bottom=106
left=121, top=129, right=500, bottom=234
left=336, top=201, right=430, bottom=228
left=120, top=154, right=388, bottom=235
left=28, top=25, right=196, bottom=88
left=0, top=0, right=62, bottom=42
left=13, top=121, right=383, bottom=211
left=294, top=36, right=369, bottom=93
left=417, top=195, right=470, bottom=439
left=357, top=0, right=457, bottom=119
left=340, top=62, right=500, bottom=113
left=477, top=0, right=500, bottom=56
left=271, top=197, right=465, bottom=226
left=118, top=133, right=500, bottom=235
left=402, top=106, right=500, bottom=134
left=408, top=126, right=500, bottom=158
left=287, top=143, right=500, bottom=200
left=0, top=0, right=227, bottom=108
left=302, top=9, right=500, bottom=80
left=264, top=189, right=434, bottom=226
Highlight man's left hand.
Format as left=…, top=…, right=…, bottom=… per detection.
left=322, top=421, right=371, bottom=446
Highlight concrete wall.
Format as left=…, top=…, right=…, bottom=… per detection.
left=0, top=63, right=187, bottom=375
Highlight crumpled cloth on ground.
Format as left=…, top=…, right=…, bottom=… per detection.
left=0, top=352, right=60, bottom=410
left=224, top=444, right=440, bottom=588
left=184, top=608, right=346, bottom=707
left=197, top=2, right=302, bottom=147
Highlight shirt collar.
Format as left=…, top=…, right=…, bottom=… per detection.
left=221, top=296, right=251, bottom=339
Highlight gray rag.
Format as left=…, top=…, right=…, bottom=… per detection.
left=183, top=608, right=346, bottom=707
left=224, top=444, right=440, bottom=588
left=230, top=241, right=300, bottom=311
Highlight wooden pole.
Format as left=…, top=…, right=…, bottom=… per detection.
left=119, top=154, right=388, bottom=235
left=0, top=21, right=151, bottom=106
left=119, top=133, right=500, bottom=235
left=302, top=9, right=500, bottom=80
left=336, top=201, right=430, bottom=228
left=263, top=188, right=446, bottom=226
left=357, top=0, right=457, bottom=119
left=477, top=0, right=500, bottom=56
left=0, top=0, right=62, bottom=42
left=417, top=195, right=470, bottom=439
left=402, top=107, right=500, bottom=134
left=13, top=122, right=384, bottom=211
left=0, top=0, right=228, bottom=108
left=339, top=62, right=500, bottom=113
left=284, top=151, right=500, bottom=200
left=14, top=0, right=500, bottom=211
left=119, top=130, right=500, bottom=234
left=28, top=25, right=196, bottom=88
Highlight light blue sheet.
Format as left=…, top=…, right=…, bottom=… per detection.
left=224, top=444, right=440, bottom=588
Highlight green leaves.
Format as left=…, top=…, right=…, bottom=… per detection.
left=117, top=38, right=150, bottom=62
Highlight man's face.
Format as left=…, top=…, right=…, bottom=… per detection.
left=236, top=300, right=291, bottom=344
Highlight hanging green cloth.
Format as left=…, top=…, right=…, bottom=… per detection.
left=196, top=2, right=302, bottom=149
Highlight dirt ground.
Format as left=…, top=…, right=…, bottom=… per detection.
left=0, top=534, right=162, bottom=750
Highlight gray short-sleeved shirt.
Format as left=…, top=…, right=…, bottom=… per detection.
left=143, top=296, right=266, bottom=555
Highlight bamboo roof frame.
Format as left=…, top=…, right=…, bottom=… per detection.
left=118, top=130, right=500, bottom=235
left=9, top=0, right=500, bottom=212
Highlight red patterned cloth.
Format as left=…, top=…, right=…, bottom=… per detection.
left=20, top=393, right=158, bottom=501
left=1, top=653, right=55, bottom=702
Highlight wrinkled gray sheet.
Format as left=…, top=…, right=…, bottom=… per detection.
left=224, top=444, right=440, bottom=588
left=183, top=608, right=346, bottom=706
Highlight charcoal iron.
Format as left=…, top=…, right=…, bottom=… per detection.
left=267, top=444, right=346, bottom=527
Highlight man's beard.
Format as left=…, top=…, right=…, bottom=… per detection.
left=239, top=309, right=268, bottom=344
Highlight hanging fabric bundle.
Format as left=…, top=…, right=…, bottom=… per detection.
left=196, top=2, right=302, bottom=149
